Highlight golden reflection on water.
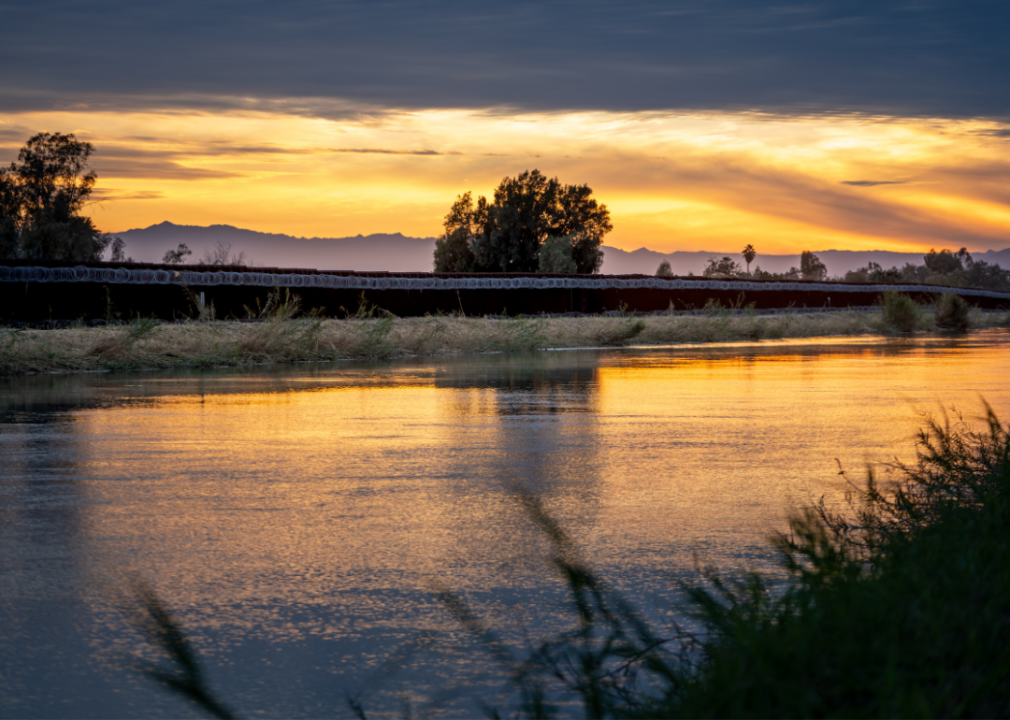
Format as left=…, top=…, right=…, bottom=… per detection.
left=2, top=333, right=1009, bottom=715
left=59, top=336, right=1004, bottom=607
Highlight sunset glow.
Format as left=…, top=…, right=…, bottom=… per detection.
left=2, top=108, right=1007, bottom=254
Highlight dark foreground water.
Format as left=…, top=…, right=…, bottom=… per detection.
left=2, top=332, right=1009, bottom=718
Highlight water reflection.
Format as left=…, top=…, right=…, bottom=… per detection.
left=1, top=331, right=1009, bottom=717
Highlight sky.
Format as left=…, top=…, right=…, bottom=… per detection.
left=1, top=0, right=1008, bottom=254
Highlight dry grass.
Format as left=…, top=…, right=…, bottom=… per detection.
left=2, top=307, right=1007, bottom=377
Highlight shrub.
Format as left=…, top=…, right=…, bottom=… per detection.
left=879, top=290, right=920, bottom=332
left=934, top=292, right=970, bottom=331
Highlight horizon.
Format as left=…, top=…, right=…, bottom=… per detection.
left=3, top=2, right=1008, bottom=255
left=110, top=220, right=1010, bottom=258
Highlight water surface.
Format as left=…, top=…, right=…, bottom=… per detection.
left=2, top=331, right=1008, bottom=717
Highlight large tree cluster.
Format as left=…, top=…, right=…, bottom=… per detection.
left=0, top=132, right=112, bottom=262
left=433, top=170, right=612, bottom=274
left=845, top=248, right=1010, bottom=293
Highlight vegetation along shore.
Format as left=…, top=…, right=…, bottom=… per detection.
left=131, top=401, right=1010, bottom=718
left=1, top=290, right=1007, bottom=377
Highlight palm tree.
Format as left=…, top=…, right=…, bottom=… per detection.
left=742, top=244, right=756, bottom=275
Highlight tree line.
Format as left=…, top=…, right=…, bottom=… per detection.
left=668, top=245, right=1010, bottom=293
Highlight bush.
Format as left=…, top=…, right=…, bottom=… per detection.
left=879, top=290, right=920, bottom=332
left=934, top=292, right=970, bottom=331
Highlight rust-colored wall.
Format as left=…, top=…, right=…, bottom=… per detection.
left=1, top=278, right=1004, bottom=323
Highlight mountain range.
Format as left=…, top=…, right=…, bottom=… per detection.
left=113, top=222, right=1010, bottom=276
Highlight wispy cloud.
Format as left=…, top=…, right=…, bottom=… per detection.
left=90, top=188, right=165, bottom=201
left=332, top=148, right=507, bottom=157
left=841, top=180, right=908, bottom=187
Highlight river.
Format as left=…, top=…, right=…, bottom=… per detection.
left=1, top=331, right=1008, bottom=718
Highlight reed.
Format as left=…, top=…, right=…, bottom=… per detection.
left=126, top=402, right=1010, bottom=718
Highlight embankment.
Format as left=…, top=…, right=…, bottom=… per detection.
left=1, top=307, right=1007, bottom=377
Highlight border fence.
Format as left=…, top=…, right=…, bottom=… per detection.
left=2, top=262, right=1008, bottom=322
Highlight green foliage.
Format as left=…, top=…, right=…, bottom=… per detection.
left=163, top=243, right=192, bottom=264
left=433, top=170, right=611, bottom=273
left=741, top=244, right=756, bottom=274
left=934, top=292, right=970, bottom=331
left=702, top=256, right=743, bottom=278
left=433, top=225, right=477, bottom=272
left=879, top=290, right=921, bottom=332
left=924, top=247, right=969, bottom=275
left=455, top=405, right=1010, bottom=719
left=0, top=132, right=110, bottom=261
left=668, top=405, right=1010, bottom=719
left=655, top=260, right=673, bottom=278
left=799, top=250, right=827, bottom=280
left=116, top=385, right=1010, bottom=717
left=538, top=235, right=578, bottom=274
left=845, top=248, right=1010, bottom=294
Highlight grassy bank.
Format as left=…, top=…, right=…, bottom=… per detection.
left=2, top=299, right=1008, bottom=376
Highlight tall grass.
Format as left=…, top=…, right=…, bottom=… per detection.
left=2, top=304, right=1008, bottom=376
left=441, top=404, right=1010, bottom=718
left=125, top=404, right=1010, bottom=718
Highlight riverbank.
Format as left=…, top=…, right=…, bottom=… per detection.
left=2, top=306, right=1007, bottom=376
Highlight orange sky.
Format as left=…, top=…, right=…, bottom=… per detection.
left=2, top=108, right=1008, bottom=254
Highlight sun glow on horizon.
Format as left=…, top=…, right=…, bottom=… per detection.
left=1, top=107, right=1007, bottom=254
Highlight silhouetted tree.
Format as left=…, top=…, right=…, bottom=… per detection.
left=433, top=170, right=611, bottom=273
left=703, top=256, right=743, bottom=278
left=741, top=244, right=756, bottom=274
left=201, top=241, right=246, bottom=266
left=109, top=236, right=128, bottom=263
left=924, top=248, right=969, bottom=275
left=538, top=235, right=578, bottom=273
left=0, top=132, right=109, bottom=261
left=800, top=250, right=828, bottom=280
left=163, top=242, right=192, bottom=264
left=655, top=260, right=673, bottom=277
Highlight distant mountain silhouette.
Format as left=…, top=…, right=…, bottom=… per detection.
left=601, top=246, right=1010, bottom=276
left=112, top=222, right=1010, bottom=275
left=113, top=222, right=439, bottom=271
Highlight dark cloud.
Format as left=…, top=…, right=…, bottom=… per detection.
left=841, top=180, right=908, bottom=187
left=88, top=160, right=241, bottom=180
left=90, top=189, right=165, bottom=201
left=332, top=148, right=508, bottom=156
left=1, top=0, right=1007, bottom=118
left=335, top=148, right=461, bottom=156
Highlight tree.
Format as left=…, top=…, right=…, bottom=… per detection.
left=433, top=191, right=484, bottom=272
left=163, top=242, right=192, bottom=264
left=538, top=235, right=579, bottom=274
left=108, top=236, right=130, bottom=263
left=924, top=248, right=968, bottom=275
left=703, top=256, right=743, bottom=278
left=741, top=244, right=756, bottom=274
left=655, top=260, right=673, bottom=278
left=433, top=170, right=611, bottom=273
left=800, top=250, right=828, bottom=280
left=201, top=241, right=247, bottom=266
left=0, top=132, right=110, bottom=261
